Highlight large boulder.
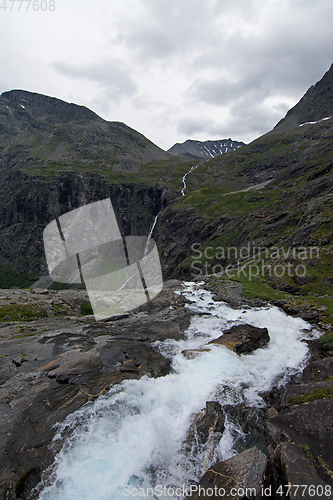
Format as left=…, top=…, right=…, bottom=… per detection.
left=182, top=401, right=225, bottom=470
left=187, top=446, right=268, bottom=500
left=300, top=356, right=333, bottom=383
left=280, top=381, right=333, bottom=408
left=267, top=399, right=333, bottom=482
left=274, top=442, right=329, bottom=499
left=208, top=324, right=270, bottom=354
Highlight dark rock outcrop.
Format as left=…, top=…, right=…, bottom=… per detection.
left=0, top=285, right=192, bottom=500
left=187, top=446, right=268, bottom=500
left=274, top=442, right=328, bottom=499
left=208, top=324, right=270, bottom=354
left=273, top=63, right=333, bottom=133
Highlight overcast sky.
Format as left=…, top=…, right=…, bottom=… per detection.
left=1, top=0, right=333, bottom=150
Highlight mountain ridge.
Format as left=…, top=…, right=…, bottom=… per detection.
left=168, top=138, right=245, bottom=160
left=0, top=89, right=170, bottom=176
left=270, top=62, right=333, bottom=134
left=0, top=65, right=333, bottom=304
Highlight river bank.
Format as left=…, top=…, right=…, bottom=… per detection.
left=0, top=279, right=332, bottom=499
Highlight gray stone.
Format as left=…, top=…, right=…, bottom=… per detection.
left=274, top=442, right=329, bottom=499
left=267, top=399, right=333, bottom=478
left=188, top=447, right=268, bottom=500
left=300, top=357, right=333, bottom=383
left=281, top=381, right=333, bottom=408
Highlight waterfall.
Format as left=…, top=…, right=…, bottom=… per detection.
left=181, top=164, right=199, bottom=196
left=144, top=214, right=158, bottom=256
left=36, top=283, right=319, bottom=500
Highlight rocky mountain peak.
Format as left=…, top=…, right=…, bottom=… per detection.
left=1, top=89, right=100, bottom=124
left=0, top=90, right=170, bottom=177
left=273, top=63, right=333, bottom=133
left=167, top=138, right=245, bottom=160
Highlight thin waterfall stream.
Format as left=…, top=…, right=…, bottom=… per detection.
left=181, top=165, right=199, bottom=196
left=35, top=282, right=320, bottom=500
left=144, top=215, right=158, bottom=257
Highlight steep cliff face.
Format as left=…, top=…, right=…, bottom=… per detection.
left=272, top=63, right=333, bottom=133
left=0, top=169, right=169, bottom=285
left=0, top=90, right=178, bottom=286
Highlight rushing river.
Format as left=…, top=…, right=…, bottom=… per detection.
left=36, top=282, right=319, bottom=500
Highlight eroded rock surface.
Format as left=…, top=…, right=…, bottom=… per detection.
left=0, top=283, right=192, bottom=500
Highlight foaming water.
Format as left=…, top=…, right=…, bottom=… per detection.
left=36, top=283, right=319, bottom=500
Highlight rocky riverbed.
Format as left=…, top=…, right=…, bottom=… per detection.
left=0, top=279, right=332, bottom=499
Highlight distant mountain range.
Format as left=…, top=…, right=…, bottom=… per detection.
left=0, top=64, right=333, bottom=297
left=168, top=138, right=245, bottom=160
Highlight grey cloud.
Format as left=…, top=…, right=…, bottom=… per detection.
left=116, top=0, right=222, bottom=62
left=177, top=116, right=215, bottom=137
left=51, top=59, right=137, bottom=101
left=177, top=94, right=287, bottom=144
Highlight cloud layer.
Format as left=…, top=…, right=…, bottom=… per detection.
left=1, top=0, right=333, bottom=149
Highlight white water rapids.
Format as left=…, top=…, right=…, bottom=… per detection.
left=36, top=283, right=320, bottom=500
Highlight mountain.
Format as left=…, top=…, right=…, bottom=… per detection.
left=1, top=71, right=333, bottom=499
left=271, top=62, right=333, bottom=134
left=0, top=89, right=170, bottom=176
left=168, top=138, right=245, bottom=160
left=157, top=64, right=333, bottom=304
left=0, top=89, right=185, bottom=287
left=1, top=64, right=333, bottom=310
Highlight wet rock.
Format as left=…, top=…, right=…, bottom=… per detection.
left=280, top=381, right=333, bottom=408
left=163, top=279, right=184, bottom=289
left=188, top=446, right=268, bottom=500
left=182, top=401, right=225, bottom=471
left=182, top=348, right=211, bottom=359
left=192, top=401, right=225, bottom=444
left=272, top=299, right=321, bottom=322
left=223, top=404, right=268, bottom=454
left=208, top=324, right=270, bottom=354
left=300, top=356, right=333, bottom=383
left=203, top=279, right=244, bottom=308
left=47, top=348, right=103, bottom=384
left=274, top=442, right=329, bottom=499
left=0, top=285, right=189, bottom=499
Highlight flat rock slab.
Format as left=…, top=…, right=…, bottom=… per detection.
left=0, top=286, right=192, bottom=500
left=208, top=324, right=270, bottom=354
left=188, top=446, right=267, bottom=500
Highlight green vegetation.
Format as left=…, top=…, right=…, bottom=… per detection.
left=298, top=443, right=314, bottom=462
left=80, top=301, right=93, bottom=316
left=288, top=388, right=333, bottom=405
left=318, top=456, right=333, bottom=480
left=320, top=331, right=333, bottom=350
left=0, top=303, right=47, bottom=321
left=0, top=268, right=36, bottom=289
